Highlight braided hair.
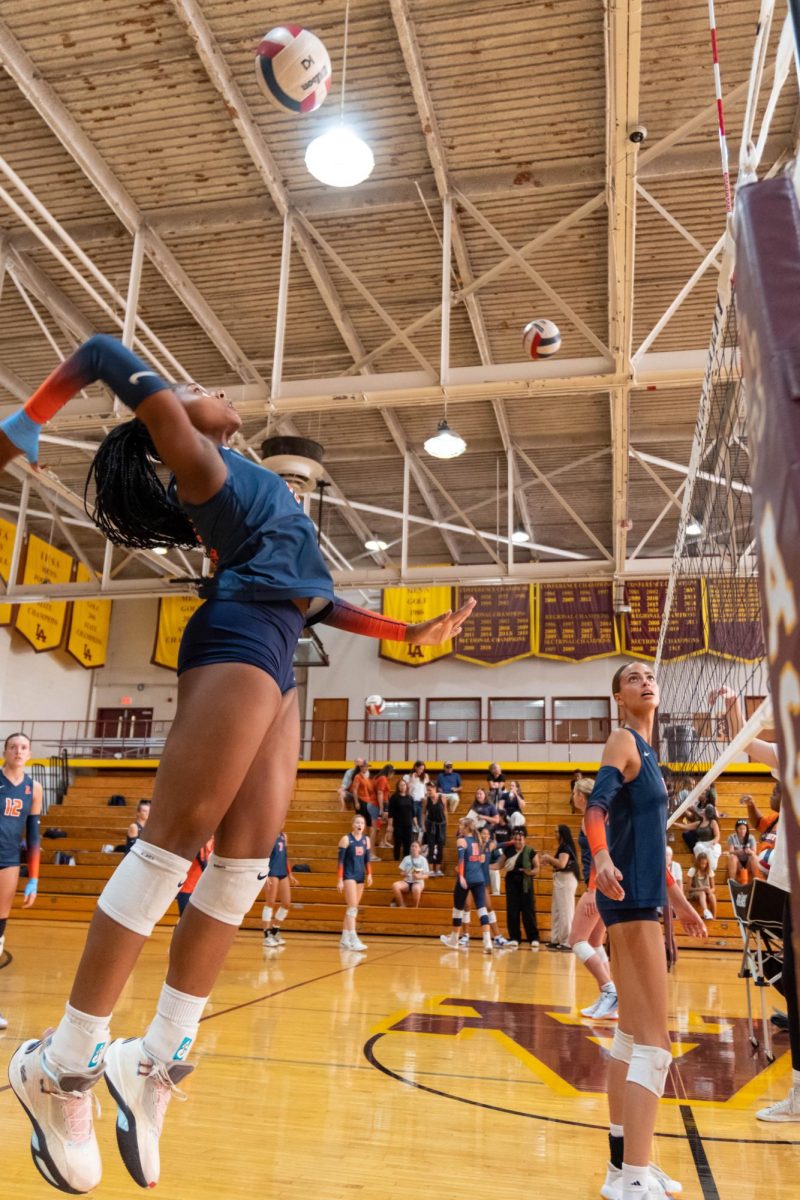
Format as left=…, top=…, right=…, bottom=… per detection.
left=84, top=419, right=199, bottom=550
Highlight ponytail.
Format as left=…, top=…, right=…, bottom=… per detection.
left=85, top=419, right=198, bottom=550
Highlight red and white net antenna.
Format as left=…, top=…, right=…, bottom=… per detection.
left=708, top=0, right=733, bottom=213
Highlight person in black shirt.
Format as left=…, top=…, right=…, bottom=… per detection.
left=388, top=778, right=414, bottom=862
left=541, top=824, right=580, bottom=948
left=496, top=828, right=540, bottom=948
left=424, top=782, right=448, bottom=876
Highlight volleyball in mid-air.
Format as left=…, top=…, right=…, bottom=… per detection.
left=365, top=695, right=386, bottom=717
left=255, top=25, right=332, bottom=114
left=522, top=318, right=562, bottom=360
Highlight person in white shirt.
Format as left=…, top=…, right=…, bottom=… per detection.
left=391, top=841, right=430, bottom=908
left=403, top=761, right=429, bottom=835
left=665, top=845, right=683, bottom=888
left=715, top=686, right=798, bottom=1123
left=338, top=757, right=366, bottom=812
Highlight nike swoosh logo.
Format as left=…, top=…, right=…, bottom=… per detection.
left=128, top=370, right=160, bottom=384
left=257, top=872, right=268, bottom=880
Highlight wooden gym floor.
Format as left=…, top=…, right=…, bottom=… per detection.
left=0, top=922, right=797, bottom=1200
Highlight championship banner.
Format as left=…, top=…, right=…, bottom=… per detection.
left=705, top=578, right=765, bottom=660
left=622, top=580, right=706, bottom=661
left=0, top=517, right=16, bottom=626
left=379, top=585, right=453, bottom=667
left=67, top=563, right=112, bottom=669
left=537, top=582, right=618, bottom=661
left=152, top=596, right=204, bottom=671
left=454, top=584, right=534, bottom=666
left=14, top=534, right=73, bottom=652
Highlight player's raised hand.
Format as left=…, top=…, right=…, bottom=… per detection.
left=406, top=596, right=477, bottom=646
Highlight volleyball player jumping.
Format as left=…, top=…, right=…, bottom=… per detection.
left=0, top=334, right=475, bottom=1195
left=585, top=663, right=707, bottom=1200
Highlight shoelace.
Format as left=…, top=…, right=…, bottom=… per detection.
left=54, top=1088, right=101, bottom=1145
left=143, top=1062, right=188, bottom=1135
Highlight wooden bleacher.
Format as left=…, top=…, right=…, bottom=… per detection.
left=12, top=768, right=777, bottom=949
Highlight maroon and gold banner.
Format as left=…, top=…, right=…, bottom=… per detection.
left=152, top=596, right=204, bottom=671
left=0, top=517, right=16, bottom=626
left=67, top=563, right=112, bottom=669
left=705, top=578, right=764, bottom=660
left=622, top=580, right=705, bottom=661
left=537, top=582, right=618, bottom=661
left=379, top=586, right=453, bottom=667
left=454, top=584, right=534, bottom=666
left=14, top=534, right=73, bottom=652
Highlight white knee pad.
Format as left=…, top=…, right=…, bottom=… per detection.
left=610, top=1028, right=635, bottom=1064
left=261, top=905, right=273, bottom=924
left=98, top=841, right=190, bottom=937
left=462, top=909, right=471, bottom=924
left=476, top=906, right=490, bottom=926
left=346, top=906, right=359, bottom=919
left=627, top=1043, right=672, bottom=1097
left=451, top=907, right=465, bottom=921
left=595, top=944, right=609, bottom=965
left=275, top=906, right=289, bottom=922
left=572, top=939, right=597, bottom=963
left=191, top=853, right=270, bottom=927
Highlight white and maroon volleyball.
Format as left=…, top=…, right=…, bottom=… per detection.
left=365, top=695, right=386, bottom=717
left=255, top=25, right=332, bottom=115
left=522, top=318, right=562, bottom=360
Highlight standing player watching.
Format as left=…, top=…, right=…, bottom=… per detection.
left=0, top=732, right=42, bottom=1030
left=585, top=663, right=706, bottom=1200
left=714, top=686, right=800, bottom=1122
left=439, top=817, right=493, bottom=954
left=261, top=829, right=296, bottom=947
left=568, top=777, right=617, bottom=1021
left=0, top=334, right=475, bottom=1195
left=337, top=814, right=372, bottom=951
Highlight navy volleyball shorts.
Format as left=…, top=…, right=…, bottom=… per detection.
left=598, top=901, right=661, bottom=928
left=177, top=598, right=305, bottom=694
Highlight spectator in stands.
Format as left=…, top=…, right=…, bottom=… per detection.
left=337, top=757, right=366, bottom=812
left=486, top=762, right=506, bottom=797
left=403, top=761, right=429, bottom=836
left=424, top=781, right=448, bottom=876
left=541, top=824, right=581, bottom=949
left=675, top=803, right=722, bottom=870
left=389, top=778, right=414, bottom=862
left=727, top=817, right=757, bottom=881
left=372, top=765, right=395, bottom=849
left=471, top=787, right=500, bottom=828
left=676, top=775, right=696, bottom=809
left=665, top=845, right=683, bottom=888
left=499, top=780, right=526, bottom=829
left=495, top=827, right=540, bottom=949
left=351, top=765, right=380, bottom=861
left=436, top=761, right=462, bottom=814
left=743, top=786, right=781, bottom=879
left=569, top=769, right=583, bottom=813
left=685, top=850, right=716, bottom=921
left=391, top=840, right=429, bottom=907
left=124, top=800, right=151, bottom=855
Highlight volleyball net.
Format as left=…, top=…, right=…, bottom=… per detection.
left=655, top=1, right=800, bottom=978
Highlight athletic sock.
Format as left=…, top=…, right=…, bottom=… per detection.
left=609, top=1123, right=624, bottom=1169
left=792, top=1068, right=800, bottom=1090
left=601, top=981, right=615, bottom=994
left=143, top=983, right=208, bottom=1064
left=49, top=1002, right=112, bottom=1074
left=621, top=1163, right=650, bottom=1196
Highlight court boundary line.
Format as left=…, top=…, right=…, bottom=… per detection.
left=363, top=1032, right=800, bottom=1147
left=680, top=1104, right=720, bottom=1200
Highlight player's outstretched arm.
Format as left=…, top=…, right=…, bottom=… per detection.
left=319, top=595, right=476, bottom=644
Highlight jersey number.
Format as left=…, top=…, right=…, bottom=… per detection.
left=4, top=798, right=22, bottom=818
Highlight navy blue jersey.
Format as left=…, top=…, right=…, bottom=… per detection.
left=269, top=833, right=288, bottom=878
left=480, top=839, right=497, bottom=885
left=578, top=825, right=592, bottom=885
left=342, top=832, right=369, bottom=882
left=177, top=448, right=335, bottom=612
left=587, top=727, right=669, bottom=910
left=0, top=771, right=35, bottom=866
left=460, top=834, right=485, bottom=885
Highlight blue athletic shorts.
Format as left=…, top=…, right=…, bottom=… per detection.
left=177, top=598, right=305, bottom=694
left=599, top=904, right=660, bottom=928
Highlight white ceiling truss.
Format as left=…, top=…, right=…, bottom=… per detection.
left=0, top=1, right=795, bottom=604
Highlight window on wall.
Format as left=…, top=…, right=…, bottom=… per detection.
left=426, top=698, right=482, bottom=744
left=553, top=698, right=611, bottom=743
left=488, top=698, right=545, bottom=742
left=745, top=695, right=777, bottom=742
left=365, top=699, right=420, bottom=745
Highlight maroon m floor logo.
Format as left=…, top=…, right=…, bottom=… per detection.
left=387, top=999, right=767, bottom=1102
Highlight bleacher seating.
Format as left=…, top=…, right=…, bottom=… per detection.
left=12, top=768, right=776, bottom=949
